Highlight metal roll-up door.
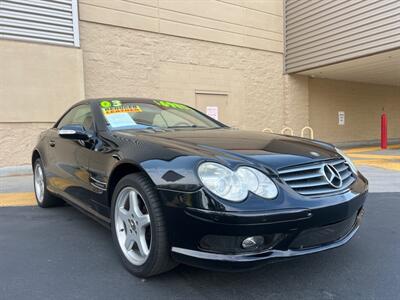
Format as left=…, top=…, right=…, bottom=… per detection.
left=284, top=0, right=400, bottom=73
left=0, top=0, right=79, bottom=47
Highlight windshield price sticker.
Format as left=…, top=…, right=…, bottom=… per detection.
left=102, top=105, right=142, bottom=115
left=154, top=100, right=189, bottom=110
left=105, top=112, right=137, bottom=128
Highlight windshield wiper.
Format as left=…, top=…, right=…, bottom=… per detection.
left=167, top=125, right=205, bottom=129
left=134, top=123, right=179, bottom=132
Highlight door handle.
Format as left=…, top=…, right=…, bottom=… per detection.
left=49, top=140, right=56, bottom=147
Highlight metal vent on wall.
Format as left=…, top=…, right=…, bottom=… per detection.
left=0, top=0, right=79, bottom=46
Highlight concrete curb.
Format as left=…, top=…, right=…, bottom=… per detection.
left=0, top=165, right=32, bottom=177
left=336, top=138, right=400, bottom=149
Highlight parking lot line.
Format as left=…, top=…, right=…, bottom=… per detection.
left=0, top=192, right=36, bottom=207
left=345, top=145, right=400, bottom=172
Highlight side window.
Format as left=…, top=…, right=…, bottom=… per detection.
left=57, top=105, right=93, bottom=130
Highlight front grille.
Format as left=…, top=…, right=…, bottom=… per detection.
left=278, top=159, right=356, bottom=197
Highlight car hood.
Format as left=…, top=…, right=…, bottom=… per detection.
left=115, top=128, right=340, bottom=171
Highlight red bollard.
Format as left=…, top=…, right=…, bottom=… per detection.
left=381, top=112, right=388, bottom=149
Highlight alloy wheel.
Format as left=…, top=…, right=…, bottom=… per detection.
left=34, top=164, right=45, bottom=203
left=114, top=187, right=152, bottom=266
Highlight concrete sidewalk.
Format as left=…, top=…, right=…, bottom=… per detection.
left=0, top=165, right=31, bottom=177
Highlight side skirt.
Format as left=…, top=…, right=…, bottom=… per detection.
left=54, top=192, right=111, bottom=229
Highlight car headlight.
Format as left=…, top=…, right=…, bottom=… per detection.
left=197, top=162, right=278, bottom=202
left=335, top=148, right=358, bottom=173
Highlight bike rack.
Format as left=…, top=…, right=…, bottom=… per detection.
left=262, top=128, right=273, bottom=133
left=280, top=127, right=294, bottom=136
left=262, top=126, right=314, bottom=140
left=301, top=126, right=314, bottom=139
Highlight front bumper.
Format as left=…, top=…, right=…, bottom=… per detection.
left=171, top=208, right=364, bottom=271
left=172, top=224, right=361, bottom=271
left=158, top=175, right=368, bottom=271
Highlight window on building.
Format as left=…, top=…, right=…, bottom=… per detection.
left=0, top=0, right=80, bottom=47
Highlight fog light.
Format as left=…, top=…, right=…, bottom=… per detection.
left=241, top=236, right=264, bottom=249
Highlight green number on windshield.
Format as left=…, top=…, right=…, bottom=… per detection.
left=100, top=101, right=111, bottom=108
left=154, top=100, right=189, bottom=110
left=111, top=100, right=122, bottom=107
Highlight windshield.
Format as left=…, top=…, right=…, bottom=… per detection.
left=99, top=100, right=224, bottom=130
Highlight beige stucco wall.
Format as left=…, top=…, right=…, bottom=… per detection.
left=80, top=21, right=309, bottom=132
left=309, top=78, right=400, bottom=143
left=0, top=40, right=85, bottom=122
left=6, top=19, right=399, bottom=167
left=0, top=20, right=308, bottom=168
left=79, top=0, right=283, bottom=53
left=0, top=123, right=53, bottom=167
left=283, top=74, right=310, bottom=134
left=0, top=39, right=85, bottom=167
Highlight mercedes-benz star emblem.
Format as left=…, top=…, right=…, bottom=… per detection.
left=322, top=164, right=342, bottom=188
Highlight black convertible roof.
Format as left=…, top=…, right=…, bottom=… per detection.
left=79, top=97, right=168, bottom=105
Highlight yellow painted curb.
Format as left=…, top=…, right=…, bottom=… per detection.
left=0, top=192, right=37, bottom=207
left=348, top=153, right=400, bottom=160
left=343, top=144, right=400, bottom=171
left=353, top=160, right=400, bottom=172
left=345, top=145, right=400, bottom=154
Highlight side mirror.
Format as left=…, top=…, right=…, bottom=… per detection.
left=58, top=124, right=89, bottom=141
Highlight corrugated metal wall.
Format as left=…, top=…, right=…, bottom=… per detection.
left=284, top=0, right=400, bottom=73
left=0, top=0, right=79, bottom=46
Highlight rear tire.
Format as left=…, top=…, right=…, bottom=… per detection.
left=111, top=173, right=177, bottom=278
left=33, top=158, right=64, bottom=208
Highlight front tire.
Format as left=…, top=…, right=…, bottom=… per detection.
left=33, top=159, right=64, bottom=208
left=111, top=173, right=177, bottom=277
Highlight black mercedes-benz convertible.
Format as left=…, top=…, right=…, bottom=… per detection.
left=32, top=98, right=368, bottom=277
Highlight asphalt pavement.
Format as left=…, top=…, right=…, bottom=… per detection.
left=0, top=193, right=399, bottom=300
left=1, top=145, right=399, bottom=299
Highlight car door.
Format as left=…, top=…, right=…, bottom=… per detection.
left=51, top=104, right=94, bottom=209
